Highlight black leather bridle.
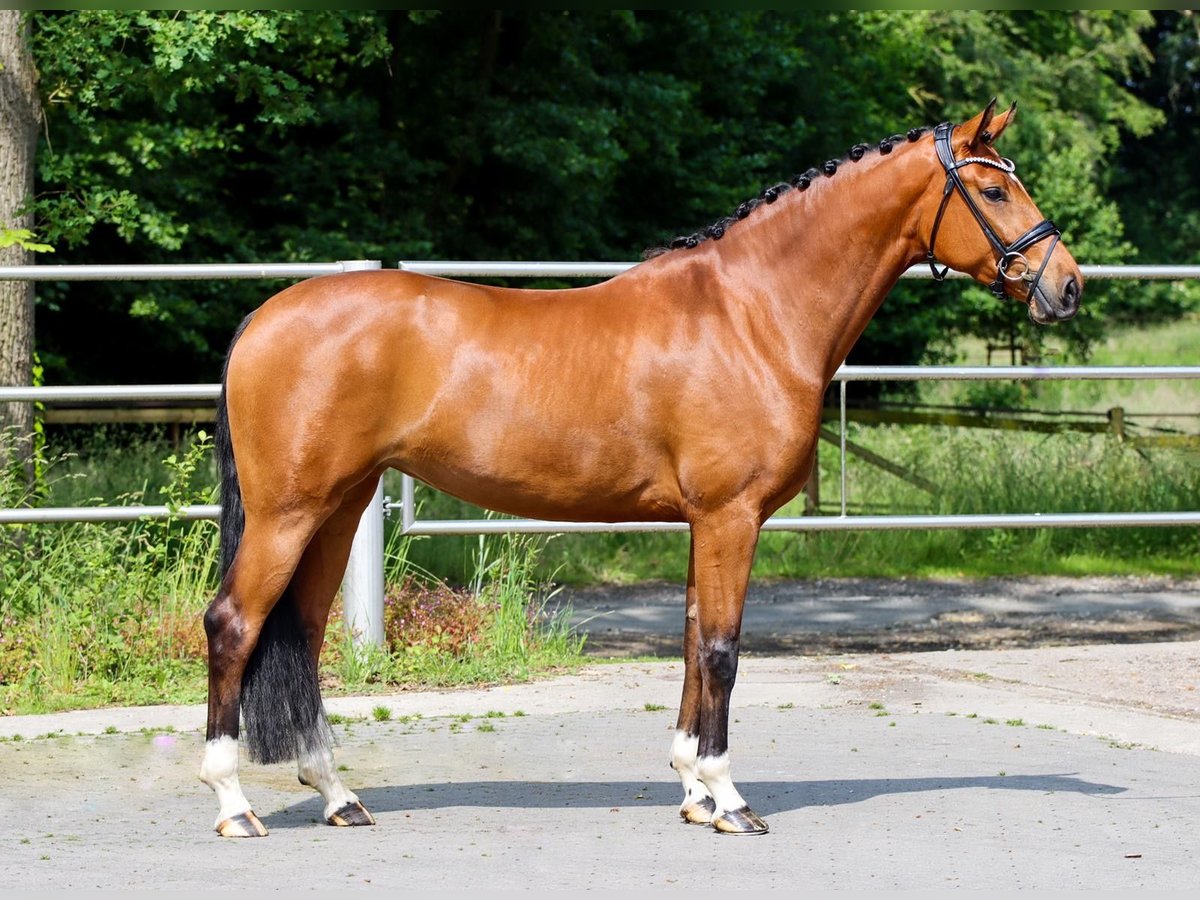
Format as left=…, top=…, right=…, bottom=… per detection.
left=927, top=121, right=1060, bottom=301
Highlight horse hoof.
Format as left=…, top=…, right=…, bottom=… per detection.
left=680, top=796, right=716, bottom=825
left=712, top=806, right=769, bottom=835
left=216, top=811, right=268, bottom=838
left=328, top=801, right=376, bottom=827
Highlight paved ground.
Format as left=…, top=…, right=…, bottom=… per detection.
left=556, top=573, right=1200, bottom=655
left=1, top=576, right=1199, bottom=889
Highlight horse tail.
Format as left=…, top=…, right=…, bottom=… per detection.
left=215, top=316, right=249, bottom=582
left=215, top=311, right=332, bottom=765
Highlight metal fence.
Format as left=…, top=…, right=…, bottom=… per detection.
left=2, top=260, right=1199, bottom=645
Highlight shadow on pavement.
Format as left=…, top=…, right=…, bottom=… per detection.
left=263, top=772, right=1125, bottom=830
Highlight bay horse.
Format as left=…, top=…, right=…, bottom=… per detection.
left=201, top=100, right=1082, bottom=837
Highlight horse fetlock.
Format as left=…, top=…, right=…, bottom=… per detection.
left=200, top=736, right=259, bottom=834
left=670, top=730, right=699, bottom=772
left=697, top=752, right=751, bottom=819
left=297, top=742, right=367, bottom=823
left=671, top=730, right=715, bottom=823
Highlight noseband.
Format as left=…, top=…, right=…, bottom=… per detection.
left=927, top=121, right=1060, bottom=301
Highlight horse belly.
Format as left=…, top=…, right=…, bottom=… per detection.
left=398, top=421, right=680, bottom=523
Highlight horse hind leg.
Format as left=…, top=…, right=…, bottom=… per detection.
left=288, top=477, right=383, bottom=828
left=200, top=514, right=321, bottom=837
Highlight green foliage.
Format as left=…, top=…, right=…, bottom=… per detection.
left=0, top=430, right=216, bottom=713
left=0, top=427, right=583, bottom=713
left=25, top=10, right=1179, bottom=385
left=1108, top=11, right=1200, bottom=322
left=850, top=8, right=1164, bottom=369
left=0, top=228, right=53, bottom=254
left=322, top=528, right=582, bottom=691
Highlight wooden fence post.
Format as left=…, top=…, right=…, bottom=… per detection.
left=1108, top=406, right=1126, bottom=442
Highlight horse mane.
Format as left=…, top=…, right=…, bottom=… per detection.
left=643, top=125, right=935, bottom=259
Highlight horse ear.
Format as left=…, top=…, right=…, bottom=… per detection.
left=983, top=101, right=1017, bottom=146
left=960, top=98, right=998, bottom=150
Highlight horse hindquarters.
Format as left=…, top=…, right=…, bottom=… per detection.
left=200, top=447, right=325, bottom=835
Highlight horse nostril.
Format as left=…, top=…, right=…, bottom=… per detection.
left=1062, top=276, right=1081, bottom=311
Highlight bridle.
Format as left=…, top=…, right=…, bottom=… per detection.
left=927, top=121, right=1060, bottom=301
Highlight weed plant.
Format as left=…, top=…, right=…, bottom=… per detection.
left=322, top=528, right=582, bottom=692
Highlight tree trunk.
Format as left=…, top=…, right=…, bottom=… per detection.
left=0, top=10, right=40, bottom=473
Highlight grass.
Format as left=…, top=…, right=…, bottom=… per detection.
left=923, top=312, right=1200, bottom=427
left=318, top=529, right=584, bottom=693
left=0, top=430, right=584, bottom=715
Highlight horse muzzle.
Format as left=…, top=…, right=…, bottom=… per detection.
left=1027, top=273, right=1082, bottom=324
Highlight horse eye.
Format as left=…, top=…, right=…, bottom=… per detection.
left=982, top=187, right=1005, bottom=202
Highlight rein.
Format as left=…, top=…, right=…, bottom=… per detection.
left=927, top=121, right=1060, bottom=301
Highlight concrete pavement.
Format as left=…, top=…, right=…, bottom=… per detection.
left=2, top=636, right=1199, bottom=889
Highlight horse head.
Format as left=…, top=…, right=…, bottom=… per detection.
left=923, top=98, right=1083, bottom=324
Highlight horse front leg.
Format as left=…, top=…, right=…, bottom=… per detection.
left=690, top=510, right=768, bottom=834
left=671, top=542, right=718, bottom=825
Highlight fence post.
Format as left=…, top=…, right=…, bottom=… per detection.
left=343, top=478, right=386, bottom=647
left=338, top=260, right=385, bottom=647
left=1108, top=406, right=1126, bottom=442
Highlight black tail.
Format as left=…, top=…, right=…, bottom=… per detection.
left=215, top=312, right=332, bottom=765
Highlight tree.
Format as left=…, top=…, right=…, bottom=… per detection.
left=0, top=10, right=40, bottom=474
left=1109, top=10, right=1200, bottom=322
left=24, top=10, right=1172, bottom=388
left=29, top=9, right=392, bottom=383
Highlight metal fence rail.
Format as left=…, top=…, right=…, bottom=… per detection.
left=395, top=261, right=1200, bottom=280
left=6, top=364, right=1199, bottom=527
left=2, top=259, right=1198, bottom=646
left=391, top=363, right=1200, bottom=534
left=0, top=261, right=375, bottom=281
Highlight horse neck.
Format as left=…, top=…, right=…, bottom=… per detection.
left=712, top=144, right=937, bottom=384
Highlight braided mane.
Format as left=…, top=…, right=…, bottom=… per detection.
left=644, top=125, right=934, bottom=259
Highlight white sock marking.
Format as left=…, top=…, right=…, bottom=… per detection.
left=199, top=736, right=252, bottom=827
left=297, top=743, right=360, bottom=821
left=670, top=730, right=713, bottom=812
left=697, top=752, right=748, bottom=817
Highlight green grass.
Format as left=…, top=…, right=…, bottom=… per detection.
left=1, top=431, right=584, bottom=715
left=923, top=313, right=1200, bottom=426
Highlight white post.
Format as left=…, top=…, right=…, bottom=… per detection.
left=338, top=260, right=385, bottom=647
left=343, top=479, right=385, bottom=647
